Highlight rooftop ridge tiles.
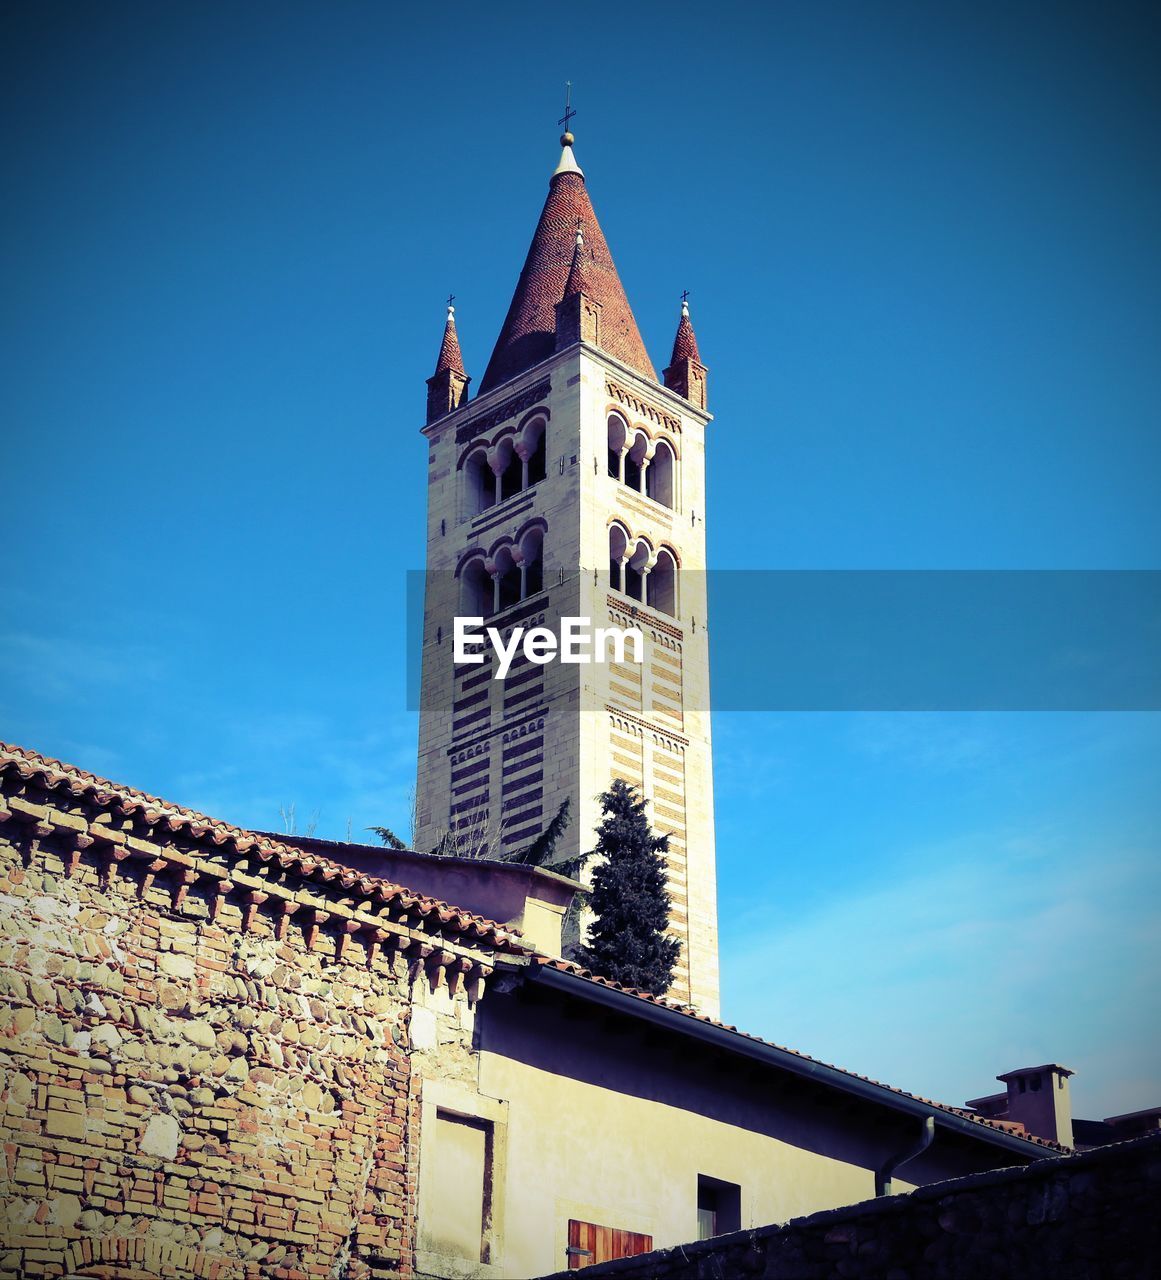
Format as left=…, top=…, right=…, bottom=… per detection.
left=0, top=741, right=526, bottom=951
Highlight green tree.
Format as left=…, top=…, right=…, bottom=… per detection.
left=367, top=826, right=407, bottom=850
left=577, top=780, right=679, bottom=995
left=510, top=798, right=574, bottom=870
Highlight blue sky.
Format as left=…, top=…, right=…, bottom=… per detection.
left=3, top=2, right=1159, bottom=1119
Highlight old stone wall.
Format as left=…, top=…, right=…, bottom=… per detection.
left=536, top=1132, right=1161, bottom=1280
left=0, top=760, right=502, bottom=1280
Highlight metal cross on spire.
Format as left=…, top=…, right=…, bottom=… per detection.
left=446, top=293, right=456, bottom=309
left=558, top=81, right=576, bottom=136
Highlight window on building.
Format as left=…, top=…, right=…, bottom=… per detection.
left=493, top=545, right=521, bottom=612
left=607, top=413, right=628, bottom=479
left=625, top=537, right=651, bottom=604
left=608, top=523, right=629, bottom=593
left=523, top=416, right=548, bottom=486
left=650, top=546, right=678, bottom=616
left=606, top=413, right=678, bottom=508
left=520, top=524, right=545, bottom=598
left=566, top=1219, right=652, bottom=1271
left=696, top=1175, right=741, bottom=1240
left=460, top=556, right=493, bottom=617
left=464, top=448, right=493, bottom=516
left=646, top=439, right=675, bottom=508
left=499, top=452, right=521, bottom=502
left=427, top=1111, right=493, bottom=1263
left=461, top=420, right=549, bottom=521
left=624, top=431, right=647, bottom=492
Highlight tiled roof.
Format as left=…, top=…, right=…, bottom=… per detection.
left=0, top=742, right=525, bottom=952
left=433, top=309, right=466, bottom=376
left=0, top=741, right=1075, bottom=1156
left=669, top=308, right=701, bottom=365
left=535, top=957, right=1071, bottom=1154
left=479, top=159, right=656, bottom=393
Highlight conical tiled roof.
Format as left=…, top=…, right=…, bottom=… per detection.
left=669, top=300, right=701, bottom=365
left=479, top=144, right=656, bottom=393
left=433, top=306, right=466, bottom=376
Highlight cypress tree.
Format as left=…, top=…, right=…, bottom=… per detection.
left=577, top=779, right=680, bottom=995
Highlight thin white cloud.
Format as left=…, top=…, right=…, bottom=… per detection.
left=846, top=711, right=993, bottom=772
left=723, top=833, right=1161, bottom=1119
left=0, top=629, right=166, bottom=700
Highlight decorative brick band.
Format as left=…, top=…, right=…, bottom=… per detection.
left=455, top=379, right=552, bottom=445
left=606, top=707, right=689, bottom=752
left=606, top=595, right=684, bottom=644
left=606, top=379, right=682, bottom=434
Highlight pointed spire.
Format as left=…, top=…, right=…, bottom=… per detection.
left=562, top=223, right=591, bottom=298
left=479, top=125, right=655, bottom=394
left=556, top=221, right=602, bottom=352
left=669, top=294, right=701, bottom=365
left=663, top=294, right=708, bottom=411
left=426, top=299, right=471, bottom=424
left=433, top=302, right=466, bottom=376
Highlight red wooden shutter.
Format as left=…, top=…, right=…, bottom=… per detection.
left=567, top=1219, right=653, bottom=1269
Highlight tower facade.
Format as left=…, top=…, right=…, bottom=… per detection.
left=414, top=134, right=719, bottom=1016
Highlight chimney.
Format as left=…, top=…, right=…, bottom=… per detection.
left=997, top=1064, right=1075, bottom=1147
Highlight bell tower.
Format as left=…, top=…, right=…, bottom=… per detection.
left=414, top=127, right=720, bottom=1016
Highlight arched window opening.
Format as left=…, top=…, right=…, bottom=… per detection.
left=625, top=432, right=648, bottom=493
left=625, top=539, right=651, bottom=604
left=527, top=429, right=547, bottom=485
left=522, top=417, right=548, bottom=487
left=464, top=449, right=493, bottom=516
left=607, top=414, right=628, bottom=480
left=487, top=437, right=520, bottom=505
left=499, top=456, right=521, bottom=502
left=646, top=440, right=675, bottom=508
left=608, top=524, right=629, bottom=593
left=520, top=526, right=545, bottom=599
left=651, top=547, right=677, bottom=616
left=494, top=545, right=521, bottom=613
left=460, top=556, right=492, bottom=617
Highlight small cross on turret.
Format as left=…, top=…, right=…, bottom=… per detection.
left=558, top=81, right=576, bottom=146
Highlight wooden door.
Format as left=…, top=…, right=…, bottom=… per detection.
left=566, top=1219, right=653, bottom=1270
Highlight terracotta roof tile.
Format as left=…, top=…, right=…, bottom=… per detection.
left=433, top=308, right=466, bottom=376
left=0, top=741, right=525, bottom=952
left=479, top=161, right=655, bottom=393
left=0, top=740, right=1072, bottom=1156
left=669, top=309, right=701, bottom=365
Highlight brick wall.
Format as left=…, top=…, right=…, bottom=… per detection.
left=0, top=761, right=501, bottom=1280
left=536, top=1132, right=1161, bottom=1279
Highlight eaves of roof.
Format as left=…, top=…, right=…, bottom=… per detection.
left=523, top=959, right=1069, bottom=1159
